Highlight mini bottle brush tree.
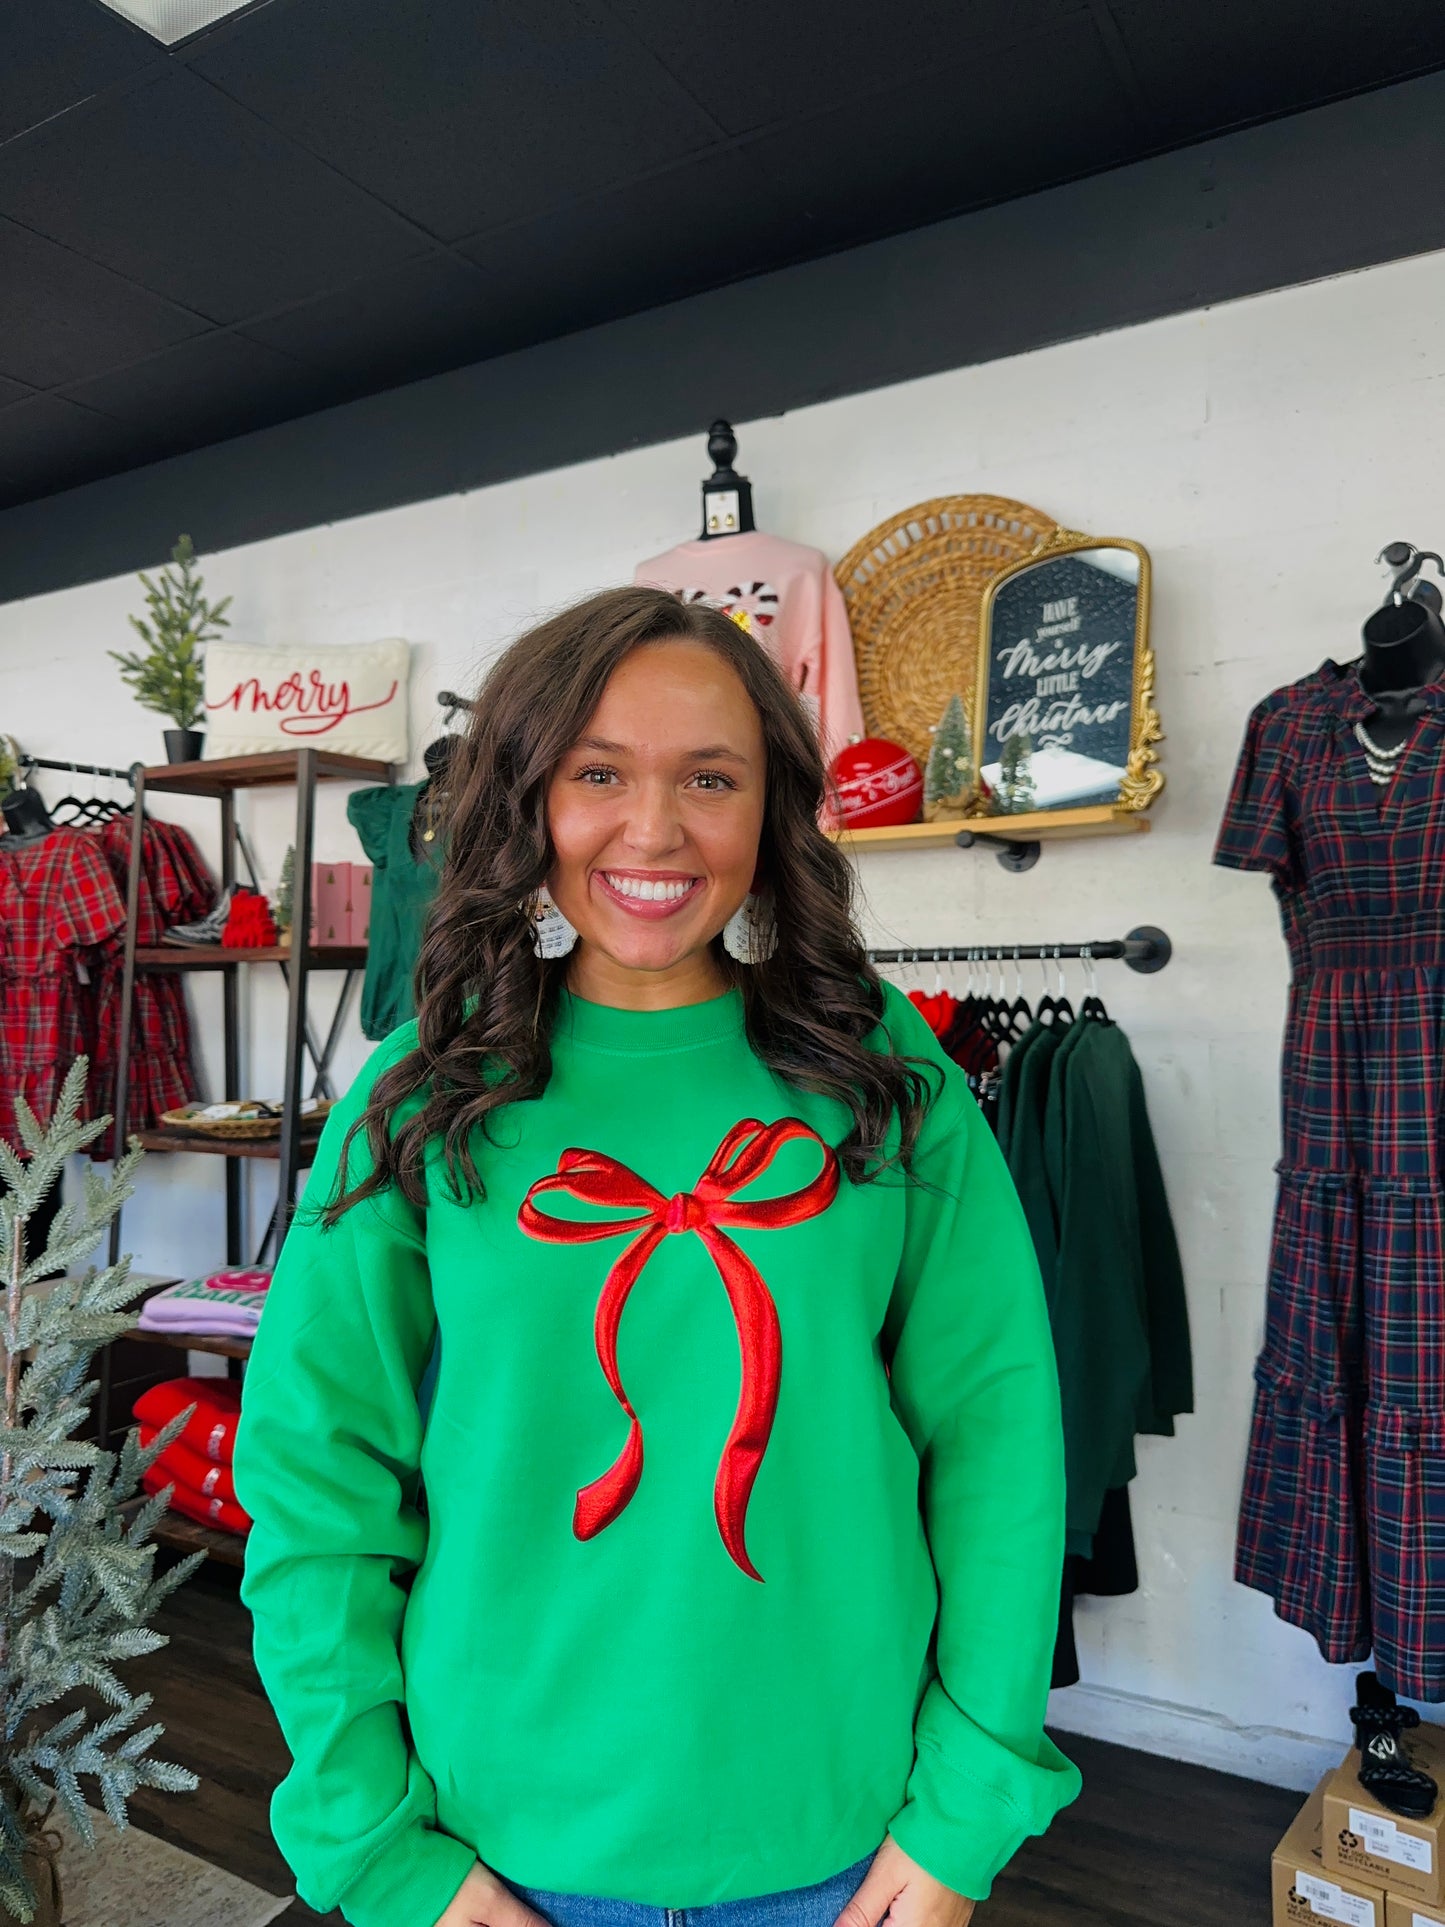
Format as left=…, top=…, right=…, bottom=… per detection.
left=0, top=1062, right=203, bottom=1923
left=108, top=535, right=231, bottom=733
left=998, top=732, right=1037, bottom=814
left=274, top=845, right=295, bottom=936
left=922, top=693, right=976, bottom=821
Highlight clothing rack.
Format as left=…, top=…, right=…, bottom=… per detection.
left=867, top=924, right=1172, bottom=974
left=18, top=755, right=138, bottom=783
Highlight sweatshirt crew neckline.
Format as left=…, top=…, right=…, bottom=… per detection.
left=556, top=984, right=745, bottom=1053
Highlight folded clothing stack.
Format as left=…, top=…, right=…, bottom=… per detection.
left=137, top=1267, right=270, bottom=1340
left=132, top=1376, right=251, bottom=1536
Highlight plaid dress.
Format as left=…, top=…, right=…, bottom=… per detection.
left=1216, top=657, right=1445, bottom=1697
left=0, top=829, right=126, bottom=1144
left=89, top=814, right=210, bottom=1143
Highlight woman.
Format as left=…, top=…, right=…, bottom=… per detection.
left=233, top=587, right=1080, bottom=1927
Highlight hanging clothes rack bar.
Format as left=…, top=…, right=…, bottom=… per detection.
left=867, top=924, right=1171, bottom=974
left=18, top=756, right=139, bottom=783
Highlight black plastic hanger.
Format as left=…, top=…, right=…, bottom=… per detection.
left=1001, top=947, right=1035, bottom=1042
left=1077, top=946, right=1110, bottom=1024
left=979, top=951, right=1015, bottom=1045
left=1035, top=948, right=1075, bottom=1028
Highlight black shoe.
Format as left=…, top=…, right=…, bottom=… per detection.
left=1351, top=1672, right=1438, bottom=1820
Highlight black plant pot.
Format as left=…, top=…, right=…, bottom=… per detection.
left=162, top=728, right=204, bottom=764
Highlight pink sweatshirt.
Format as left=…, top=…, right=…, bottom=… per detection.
left=634, top=532, right=866, bottom=766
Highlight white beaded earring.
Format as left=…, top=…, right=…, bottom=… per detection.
left=523, top=884, right=578, bottom=959
left=721, top=890, right=777, bottom=964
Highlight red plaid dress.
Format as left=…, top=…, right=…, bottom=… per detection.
left=1216, top=657, right=1445, bottom=1698
left=0, top=829, right=126, bottom=1144
left=89, top=815, right=210, bottom=1143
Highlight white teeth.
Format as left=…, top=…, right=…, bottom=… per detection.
left=604, top=874, right=695, bottom=903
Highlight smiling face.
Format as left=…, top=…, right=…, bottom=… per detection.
left=545, top=638, right=767, bottom=1006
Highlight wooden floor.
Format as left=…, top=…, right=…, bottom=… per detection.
left=126, top=1552, right=1304, bottom=1925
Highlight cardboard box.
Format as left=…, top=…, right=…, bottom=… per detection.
left=1275, top=1781, right=1388, bottom=1927
left=1387, top=1896, right=1445, bottom=1927
left=1324, top=1726, right=1445, bottom=1908
left=310, top=861, right=351, bottom=946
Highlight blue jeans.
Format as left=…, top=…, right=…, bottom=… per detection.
left=498, top=1852, right=877, bottom=1927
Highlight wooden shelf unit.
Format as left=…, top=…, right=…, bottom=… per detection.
left=133, top=1128, right=324, bottom=1162
left=136, top=943, right=367, bottom=970
left=138, top=748, right=390, bottom=795
left=119, top=1494, right=247, bottom=1569
left=101, top=749, right=393, bottom=1564
left=127, top=1326, right=254, bottom=1360
left=830, top=803, right=1152, bottom=855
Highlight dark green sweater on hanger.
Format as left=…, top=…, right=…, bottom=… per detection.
left=346, top=781, right=441, bottom=1041
left=1042, top=1019, right=1193, bottom=1552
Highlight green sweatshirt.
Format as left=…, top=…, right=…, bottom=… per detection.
left=232, top=981, right=1079, bottom=1927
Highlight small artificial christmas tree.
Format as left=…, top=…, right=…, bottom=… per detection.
left=0, top=1062, right=203, bottom=1924
left=109, top=535, right=230, bottom=732
left=997, top=731, right=1037, bottom=814
left=274, top=846, right=295, bottom=939
left=922, top=693, right=975, bottom=822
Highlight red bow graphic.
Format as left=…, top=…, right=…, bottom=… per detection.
left=518, top=1118, right=839, bottom=1581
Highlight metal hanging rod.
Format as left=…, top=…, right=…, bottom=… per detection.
left=19, top=755, right=138, bottom=783
left=867, top=924, right=1172, bottom=975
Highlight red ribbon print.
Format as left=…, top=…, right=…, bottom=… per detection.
left=518, top=1118, right=838, bottom=1581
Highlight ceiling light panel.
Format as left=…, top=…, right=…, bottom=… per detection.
left=95, top=0, right=258, bottom=46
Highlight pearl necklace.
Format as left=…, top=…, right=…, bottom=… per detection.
left=1355, top=718, right=1410, bottom=787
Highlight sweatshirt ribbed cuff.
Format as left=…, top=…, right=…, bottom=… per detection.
left=886, top=1736, right=1081, bottom=1902
left=335, top=1822, right=477, bottom=1927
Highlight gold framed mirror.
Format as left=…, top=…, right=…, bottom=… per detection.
left=974, top=530, right=1162, bottom=816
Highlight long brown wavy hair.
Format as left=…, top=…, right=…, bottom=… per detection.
left=324, top=586, right=940, bottom=1222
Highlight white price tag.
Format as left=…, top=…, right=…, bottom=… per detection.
left=1350, top=1808, right=1435, bottom=1873
left=1297, top=1871, right=1377, bottom=1927
left=1412, top=1912, right=1445, bottom=1927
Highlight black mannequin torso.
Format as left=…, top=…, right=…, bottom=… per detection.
left=1358, top=597, right=1445, bottom=750
left=699, top=421, right=756, bottom=540
left=1, top=784, right=54, bottom=842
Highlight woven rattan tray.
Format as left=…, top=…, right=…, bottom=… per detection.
left=834, top=494, right=1056, bottom=764
left=159, top=1100, right=335, bottom=1141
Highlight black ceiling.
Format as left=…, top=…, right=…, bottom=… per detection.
left=4, top=0, right=1445, bottom=515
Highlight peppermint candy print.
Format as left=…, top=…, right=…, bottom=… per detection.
left=677, top=581, right=780, bottom=638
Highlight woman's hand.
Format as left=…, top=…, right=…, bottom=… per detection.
left=832, top=1836, right=975, bottom=1927
left=433, top=1862, right=552, bottom=1927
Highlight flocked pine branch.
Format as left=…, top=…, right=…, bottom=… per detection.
left=0, top=1060, right=203, bottom=1921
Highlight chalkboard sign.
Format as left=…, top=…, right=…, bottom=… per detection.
left=975, top=536, right=1158, bottom=815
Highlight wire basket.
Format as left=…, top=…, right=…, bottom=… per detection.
left=834, top=494, right=1055, bottom=764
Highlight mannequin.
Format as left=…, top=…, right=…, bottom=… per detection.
left=699, top=421, right=756, bottom=539
left=408, top=691, right=472, bottom=858
left=635, top=426, right=867, bottom=762
left=1357, top=546, right=1445, bottom=751
left=0, top=781, right=54, bottom=844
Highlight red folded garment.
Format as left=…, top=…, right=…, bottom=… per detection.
left=132, top=1376, right=242, bottom=1464
left=142, top=1461, right=251, bottom=1536
left=222, top=890, right=279, bottom=948
left=139, top=1425, right=240, bottom=1505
